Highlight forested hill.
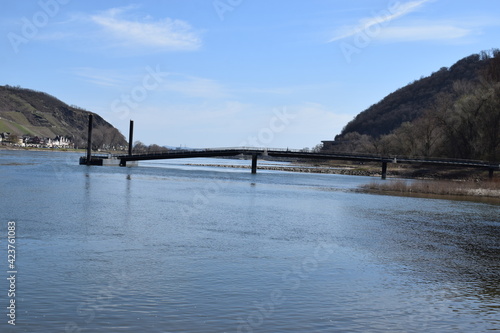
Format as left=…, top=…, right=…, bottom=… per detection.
left=328, top=50, right=500, bottom=161
left=338, top=52, right=494, bottom=139
left=0, top=85, right=126, bottom=149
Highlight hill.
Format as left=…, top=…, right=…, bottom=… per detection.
left=0, top=85, right=126, bottom=149
left=325, top=49, right=500, bottom=161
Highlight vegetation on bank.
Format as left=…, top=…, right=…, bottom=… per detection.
left=362, top=179, right=500, bottom=199
left=329, top=49, right=500, bottom=162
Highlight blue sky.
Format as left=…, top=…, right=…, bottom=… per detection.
left=1, top=0, right=499, bottom=149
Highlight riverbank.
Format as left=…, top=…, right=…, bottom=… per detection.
left=361, top=179, right=500, bottom=204
left=0, top=145, right=126, bottom=154
left=0, top=145, right=85, bottom=153
left=185, top=162, right=385, bottom=176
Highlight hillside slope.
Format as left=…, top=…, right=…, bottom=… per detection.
left=336, top=52, right=495, bottom=139
left=325, top=50, right=500, bottom=161
left=0, top=85, right=126, bottom=148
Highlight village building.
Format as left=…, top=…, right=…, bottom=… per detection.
left=1, top=133, right=74, bottom=148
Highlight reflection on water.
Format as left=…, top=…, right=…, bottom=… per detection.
left=0, top=150, right=499, bottom=332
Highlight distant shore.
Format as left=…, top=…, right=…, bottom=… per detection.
left=0, top=145, right=81, bottom=152
left=361, top=179, right=500, bottom=204
left=184, top=162, right=382, bottom=177
left=0, top=145, right=126, bottom=154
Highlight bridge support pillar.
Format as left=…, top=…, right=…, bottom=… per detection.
left=128, top=120, right=134, bottom=156
left=489, top=168, right=494, bottom=180
left=86, top=114, right=93, bottom=166
left=251, top=154, right=258, bottom=174
left=381, top=161, right=387, bottom=180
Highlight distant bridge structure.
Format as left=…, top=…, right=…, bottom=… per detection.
left=79, top=147, right=499, bottom=180
left=79, top=117, right=499, bottom=179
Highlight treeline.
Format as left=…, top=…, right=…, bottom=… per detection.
left=132, top=141, right=170, bottom=153
left=89, top=126, right=126, bottom=151
left=330, top=50, right=500, bottom=162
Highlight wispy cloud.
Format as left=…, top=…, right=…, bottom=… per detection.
left=160, top=74, right=230, bottom=99
left=72, top=67, right=133, bottom=87
left=329, top=0, right=433, bottom=42
left=73, top=66, right=229, bottom=99
left=90, top=6, right=202, bottom=52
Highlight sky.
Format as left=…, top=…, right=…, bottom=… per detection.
left=1, top=0, right=499, bottom=149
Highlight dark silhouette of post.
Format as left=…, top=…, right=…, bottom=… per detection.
left=86, top=114, right=93, bottom=165
left=251, top=154, right=258, bottom=174
left=128, top=120, right=134, bottom=156
left=381, top=161, right=387, bottom=180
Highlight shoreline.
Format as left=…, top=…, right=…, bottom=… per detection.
left=0, top=146, right=126, bottom=154
left=184, top=162, right=382, bottom=177
left=183, top=162, right=496, bottom=181
left=360, top=179, right=500, bottom=205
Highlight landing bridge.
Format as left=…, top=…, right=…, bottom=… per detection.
left=80, top=147, right=499, bottom=179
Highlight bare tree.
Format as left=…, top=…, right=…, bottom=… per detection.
left=133, top=141, right=147, bottom=153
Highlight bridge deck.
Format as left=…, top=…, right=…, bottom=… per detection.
left=113, top=148, right=498, bottom=168
left=80, top=147, right=499, bottom=178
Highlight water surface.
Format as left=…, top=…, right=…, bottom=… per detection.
left=0, top=150, right=499, bottom=332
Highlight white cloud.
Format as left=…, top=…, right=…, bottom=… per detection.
left=329, top=0, right=433, bottom=42
left=90, top=6, right=202, bottom=51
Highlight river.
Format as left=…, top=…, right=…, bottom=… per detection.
left=0, top=150, right=499, bottom=332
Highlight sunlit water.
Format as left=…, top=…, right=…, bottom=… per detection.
left=0, top=150, right=499, bottom=332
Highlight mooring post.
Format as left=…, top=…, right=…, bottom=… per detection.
left=86, top=114, right=93, bottom=166
left=251, top=154, right=258, bottom=174
left=381, top=161, right=387, bottom=180
left=128, top=120, right=134, bottom=156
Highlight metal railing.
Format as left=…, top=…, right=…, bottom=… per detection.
left=85, top=147, right=499, bottom=168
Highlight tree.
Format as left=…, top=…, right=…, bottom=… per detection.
left=7, top=133, right=19, bottom=144
left=133, top=141, right=147, bottom=153
left=311, top=143, right=323, bottom=153
left=91, top=127, right=105, bottom=151
left=412, top=108, right=443, bottom=157
left=334, top=132, right=376, bottom=154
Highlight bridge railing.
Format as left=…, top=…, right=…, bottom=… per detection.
left=105, top=147, right=499, bottom=167
left=387, top=154, right=499, bottom=166
left=116, top=147, right=307, bottom=157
